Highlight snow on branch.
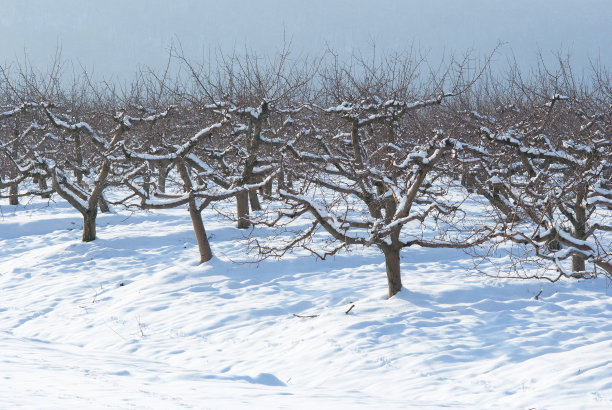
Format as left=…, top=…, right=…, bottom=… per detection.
left=0, top=102, right=39, bottom=118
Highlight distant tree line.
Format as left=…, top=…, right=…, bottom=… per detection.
left=1, top=49, right=610, bottom=297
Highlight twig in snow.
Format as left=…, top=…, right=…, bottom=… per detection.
left=137, top=316, right=145, bottom=337
left=292, top=313, right=319, bottom=319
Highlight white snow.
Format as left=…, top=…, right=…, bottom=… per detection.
left=1, top=196, right=611, bottom=409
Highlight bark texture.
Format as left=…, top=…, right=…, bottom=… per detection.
left=188, top=199, right=213, bottom=263
left=383, top=246, right=402, bottom=298
left=236, top=191, right=251, bottom=229
left=8, top=183, right=18, bottom=205
left=82, top=210, right=97, bottom=242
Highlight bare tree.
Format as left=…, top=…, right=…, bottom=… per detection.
left=174, top=45, right=320, bottom=229
left=1, top=102, right=46, bottom=204
left=122, top=110, right=279, bottom=263
left=456, top=58, right=612, bottom=280
left=255, top=51, right=496, bottom=298
left=3, top=46, right=608, bottom=298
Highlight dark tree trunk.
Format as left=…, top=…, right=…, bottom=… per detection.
left=461, top=171, right=476, bottom=193
left=277, top=168, right=286, bottom=191
left=287, top=172, right=294, bottom=189
left=9, top=132, right=19, bottom=205
left=236, top=191, right=251, bottom=229
left=82, top=209, right=97, bottom=242
left=38, top=176, right=51, bottom=198
left=158, top=161, right=169, bottom=193
left=572, top=253, right=586, bottom=273
left=143, top=172, right=151, bottom=196
left=383, top=246, right=402, bottom=298
left=572, top=203, right=587, bottom=273
left=9, top=183, right=18, bottom=205
left=572, top=188, right=587, bottom=273
left=98, top=193, right=111, bottom=213
left=176, top=160, right=213, bottom=263
left=188, top=199, right=213, bottom=263
left=74, top=131, right=84, bottom=185
left=249, top=189, right=262, bottom=211
left=263, top=179, right=273, bottom=198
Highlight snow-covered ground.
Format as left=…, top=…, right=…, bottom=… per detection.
left=1, top=197, right=611, bottom=409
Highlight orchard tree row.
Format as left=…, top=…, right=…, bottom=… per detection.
left=1, top=50, right=611, bottom=297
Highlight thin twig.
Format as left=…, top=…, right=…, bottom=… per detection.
left=292, top=313, right=319, bottom=319
left=534, top=289, right=543, bottom=300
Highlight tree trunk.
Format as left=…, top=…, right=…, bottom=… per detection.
left=176, top=160, right=213, bottom=263
left=74, top=131, right=84, bottom=185
left=263, top=179, right=272, bottom=198
left=236, top=191, right=251, bottom=229
left=249, top=189, right=262, bottom=211
left=82, top=209, right=97, bottom=242
left=38, top=176, right=51, bottom=198
left=143, top=172, right=151, bottom=195
left=572, top=195, right=587, bottom=273
left=277, top=168, right=286, bottom=191
left=383, top=247, right=402, bottom=298
left=158, top=161, right=169, bottom=193
left=8, top=183, right=19, bottom=205
left=287, top=172, right=294, bottom=189
left=188, top=199, right=213, bottom=263
left=9, top=133, right=19, bottom=205
left=572, top=254, right=586, bottom=273
left=461, top=171, right=476, bottom=193
left=98, top=193, right=111, bottom=213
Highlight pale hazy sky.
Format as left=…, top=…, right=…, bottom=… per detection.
left=2, top=1, right=611, bottom=82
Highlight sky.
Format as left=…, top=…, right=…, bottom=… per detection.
left=1, top=0, right=611, bottom=83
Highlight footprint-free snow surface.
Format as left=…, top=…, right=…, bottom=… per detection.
left=1, top=198, right=611, bottom=409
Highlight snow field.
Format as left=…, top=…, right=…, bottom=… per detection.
left=1, top=197, right=611, bottom=409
